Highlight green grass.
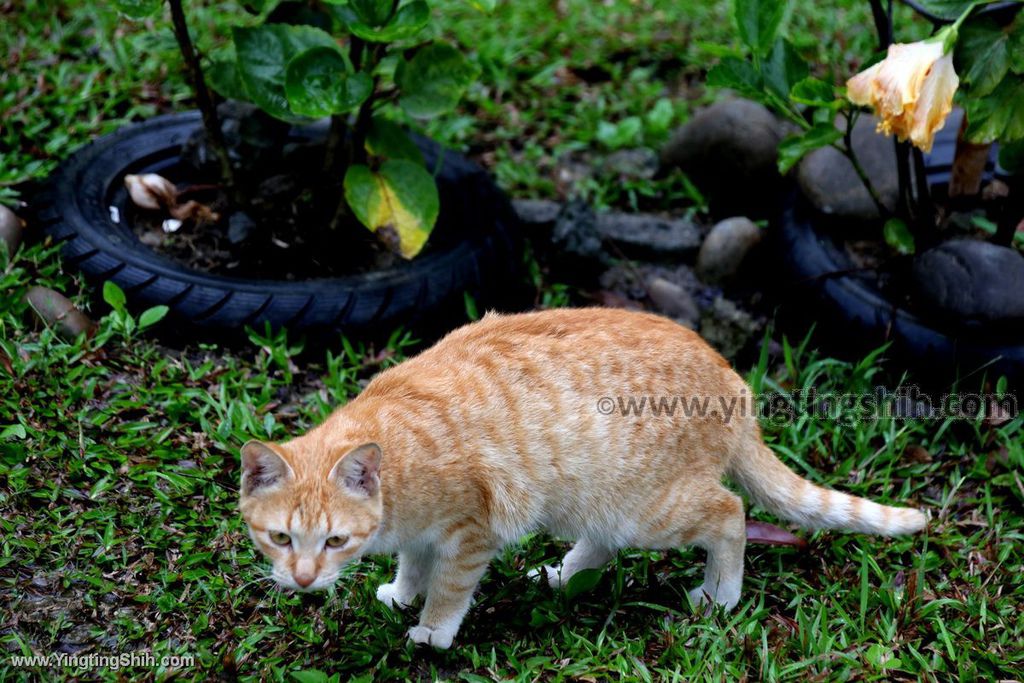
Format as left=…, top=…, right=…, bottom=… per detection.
left=2, top=0, right=1023, bottom=680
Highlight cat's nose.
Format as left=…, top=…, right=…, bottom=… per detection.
left=294, top=572, right=316, bottom=588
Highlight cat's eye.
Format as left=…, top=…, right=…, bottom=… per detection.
left=269, top=531, right=291, bottom=546
left=325, top=535, right=349, bottom=548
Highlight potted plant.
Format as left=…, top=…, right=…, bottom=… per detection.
left=707, top=0, right=1024, bottom=385
left=36, top=0, right=523, bottom=341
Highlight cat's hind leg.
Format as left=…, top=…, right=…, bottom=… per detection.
left=530, top=538, right=614, bottom=589
left=638, top=483, right=746, bottom=610
left=377, top=544, right=435, bottom=610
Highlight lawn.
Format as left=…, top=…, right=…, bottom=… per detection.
left=2, top=0, right=1023, bottom=681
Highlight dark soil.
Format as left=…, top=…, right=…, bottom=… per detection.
left=127, top=104, right=459, bottom=281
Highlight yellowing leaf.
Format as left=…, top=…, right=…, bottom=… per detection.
left=343, top=160, right=439, bottom=259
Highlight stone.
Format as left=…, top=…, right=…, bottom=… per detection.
left=647, top=277, right=700, bottom=327
left=596, top=212, right=702, bottom=260
left=797, top=114, right=899, bottom=221
left=550, top=199, right=606, bottom=264
left=0, top=203, right=24, bottom=255
left=512, top=198, right=562, bottom=231
left=912, top=239, right=1024, bottom=325
left=659, top=98, right=784, bottom=215
left=228, top=212, right=257, bottom=244
left=696, top=216, right=764, bottom=285
left=699, top=296, right=761, bottom=360
left=601, top=147, right=659, bottom=179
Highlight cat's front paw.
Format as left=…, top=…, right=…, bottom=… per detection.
left=407, top=625, right=455, bottom=650
left=376, top=582, right=415, bottom=610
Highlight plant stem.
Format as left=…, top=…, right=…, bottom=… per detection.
left=868, top=0, right=892, bottom=48
left=895, top=139, right=913, bottom=220
left=166, top=0, right=234, bottom=190
left=328, top=44, right=384, bottom=232
left=912, top=146, right=936, bottom=242
left=322, top=115, right=348, bottom=174
left=835, top=110, right=888, bottom=217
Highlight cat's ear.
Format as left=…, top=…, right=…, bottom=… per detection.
left=240, top=441, right=294, bottom=496
left=329, top=443, right=382, bottom=498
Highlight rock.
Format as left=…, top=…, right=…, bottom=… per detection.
left=551, top=199, right=606, bottom=264
left=228, top=212, right=257, bottom=244
left=659, top=98, right=784, bottom=214
left=599, top=262, right=710, bottom=326
left=25, top=286, right=96, bottom=340
left=596, top=212, right=702, bottom=260
left=912, top=239, right=1024, bottom=325
left=513, top=198, right=562, bottom=231
left=699, top=296, right=761, bottom=360
left=797, top=115, right=898, bottom=221
left=601, top=147, right=659, bottom=179
left=647, top=277, right=700, bottom=327
left=696, top=216, right=763, bottom=285
left=0, top=203, right=25, bottom=255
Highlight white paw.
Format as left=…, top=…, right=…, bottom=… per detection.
left=407, top=625, right=455, bottom=650
left=528, top=565, right=563, bottom=589
left=376, top=582, right=414, bottom=610
left=688, top=584, right=740, bottom=611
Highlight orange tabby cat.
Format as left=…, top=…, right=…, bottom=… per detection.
left=239, top=307, right=926, bottom=649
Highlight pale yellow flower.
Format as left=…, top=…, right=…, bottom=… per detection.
left=846, top=40, right=959, bottom=153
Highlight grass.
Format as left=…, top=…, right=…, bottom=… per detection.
left=2, top=0, right=1023, bottom=681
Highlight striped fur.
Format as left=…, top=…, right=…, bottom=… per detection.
left=239, top=307, right=926, bottom=649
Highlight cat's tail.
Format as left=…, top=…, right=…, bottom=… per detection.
left=728, top=444, right=927, bottom=536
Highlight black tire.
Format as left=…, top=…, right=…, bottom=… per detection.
left=775, top=125, right=1024, bottom=387
left=35, top=111, right=525, bottom=342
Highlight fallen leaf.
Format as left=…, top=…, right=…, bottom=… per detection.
left=746, top=520, right=808, bottom=548
left=125, top=173, right=177, bottom=210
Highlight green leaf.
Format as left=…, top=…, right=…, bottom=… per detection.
left=336, top=1, right=429, bottom=42
left=706, top=57, right=763, bottom=99
left=285, top=47, right=372, bottom=117
left=396, top=43, right=479, bottom=119
left=111, top=0, right=162, bottom=19
left=595, top=116, right=643, bottom=150
left=645, top=97, right=675, bottom=135
left=0, top=424, right=27, bottom=440
left=965, top=74, right=1024, bottom=143
left=138, top=305, right=169, bottom=330
left=289, top=671, right=330, bottom=683
left=956, top=18, right=1012, bottom=97
left=365, top=117, right=426, bottom=165
left=343, top=160, right=440, bottom=259
left=1011, top=25, right=1024, bottom=74
left=777, top=122, right=841, bottom=174
left=763, top=38, right=808, bottom=102
left=206, top=58, right=248, bottom=102
left=563, top=568, right=603, bottom=600
left=103, top=281, right=126, bottom=311
left=232, top=24, right=338, bottom=121
left=883, top=218, right=916, bottom=255
left=907, top=0, right=976, bottom=21
left=467, top=0, right=496, bottom=11
left=790, top=77, right=838, bottom=107
left=348, top=0, right=395, bottom=26
left=734, top=0, right=785, bottom=57
left=998, top=139, right=1024, bottom=174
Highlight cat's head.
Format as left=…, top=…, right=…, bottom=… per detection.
left=238, top=440, right=383, bottom=592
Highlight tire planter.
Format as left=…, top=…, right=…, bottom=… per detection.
left=776, top=127, right=1024, bottom=386
left=35, top=111, right=524, bottom=342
